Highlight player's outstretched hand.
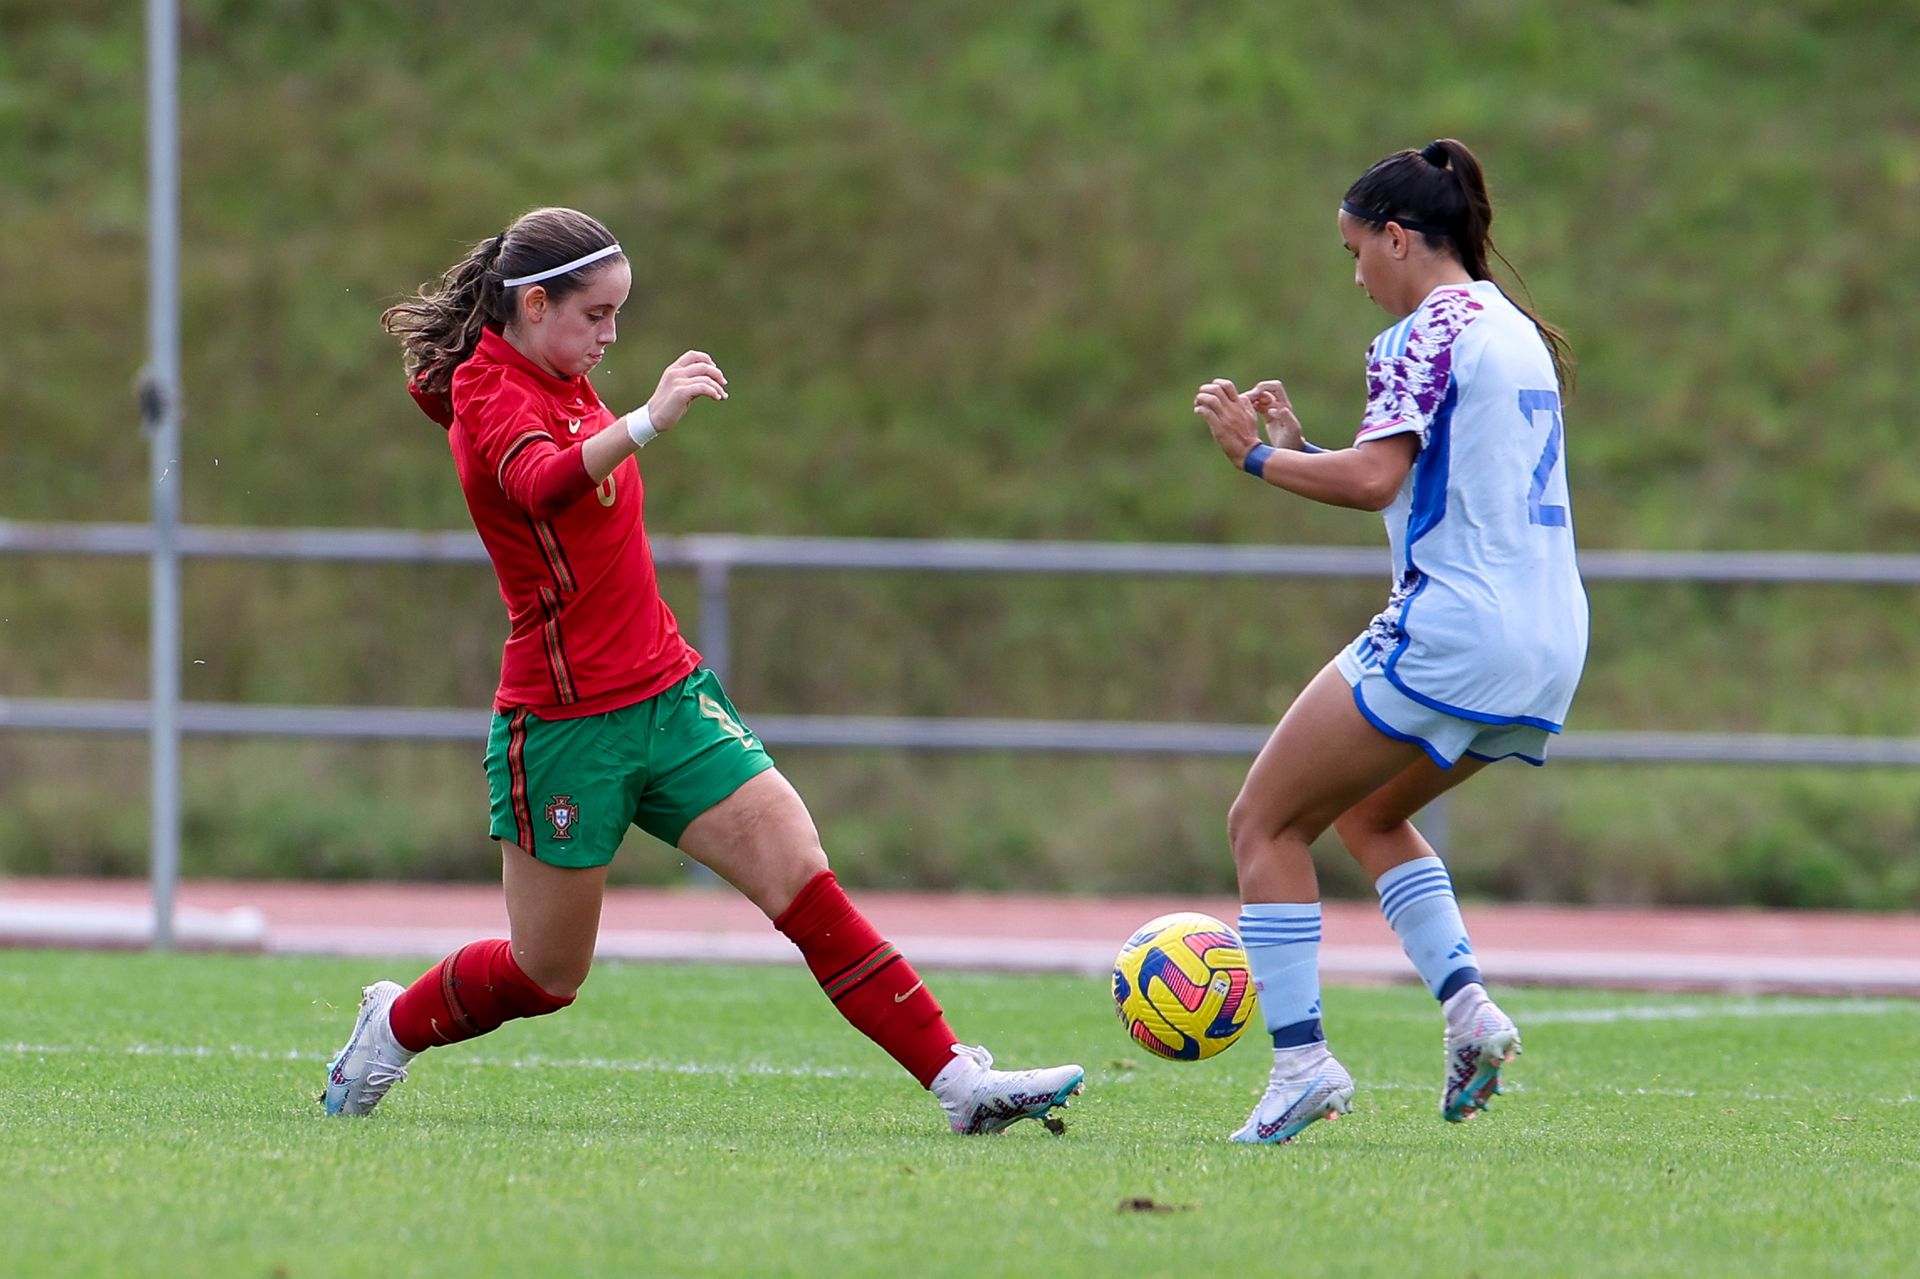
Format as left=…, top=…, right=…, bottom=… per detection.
left=646, top=350, right=729, bottom=430
left=1248, top=379, right=1306, bottom=451
left=1194, top=377, right=1261, bottom=465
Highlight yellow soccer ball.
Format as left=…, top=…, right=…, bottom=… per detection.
left=1112, top=911, right=1258, bottom=1061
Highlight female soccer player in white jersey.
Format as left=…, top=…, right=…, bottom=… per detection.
left=1192, top=139, right=1588, bottom=1143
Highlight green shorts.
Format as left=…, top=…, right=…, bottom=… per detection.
left=484, top=667, right=777, bottom=868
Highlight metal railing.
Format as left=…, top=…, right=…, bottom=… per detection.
left=7, top=518, right=1919, bottom=896
left=6, top=518, right=1920, bottom=769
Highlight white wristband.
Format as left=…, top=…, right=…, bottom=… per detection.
left=624, top=405, right=658, bottom=448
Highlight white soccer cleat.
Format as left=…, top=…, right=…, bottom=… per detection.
left=322, top=980, right=415, bottom=1117
left=1229, top=1048, right=1355, bottom=1144
left=932, top=1044, right=1086, bottom=1135
left=1442, top=987, right=1521, bottom=1123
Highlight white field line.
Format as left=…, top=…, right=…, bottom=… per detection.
left=6, top=993, right=1916, bottom=1109
left=0, top=1040, right=870, bottom=1080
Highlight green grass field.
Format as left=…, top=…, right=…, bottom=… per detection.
left=3, top=953, right=1914, bottom=1278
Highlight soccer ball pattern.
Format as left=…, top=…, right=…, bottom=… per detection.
left=1112, top=911, right=1257, bottom=1061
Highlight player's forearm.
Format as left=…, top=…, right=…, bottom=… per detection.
left=1248, top=446, right=1400, bottom=511
left=581, top=420, right=639, bottom=484
left=579, top=404, right=668, bottom=483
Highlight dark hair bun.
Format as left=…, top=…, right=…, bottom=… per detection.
left=1421, top=141, right=1450, bottom=168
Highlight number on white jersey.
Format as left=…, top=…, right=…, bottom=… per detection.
left=1518, top=389, right=1568, bottom=528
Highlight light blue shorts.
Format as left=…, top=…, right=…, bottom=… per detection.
left=1335, top=637, right=1553, bottom=770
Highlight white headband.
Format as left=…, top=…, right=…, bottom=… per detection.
left=501, top=243, right=624, bottom=289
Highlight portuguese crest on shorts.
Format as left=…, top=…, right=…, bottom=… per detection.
left=544, top=795, right=578, bottom=841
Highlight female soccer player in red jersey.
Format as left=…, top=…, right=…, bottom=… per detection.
left=323, top=207, right=1083, bottom=1133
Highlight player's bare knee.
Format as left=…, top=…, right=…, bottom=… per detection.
left=540, top=967, right=590, bottom=1002
left=1227, top=796, right=1286, bottom=876
left=765, top=840, right=830, bottom=915
left=1225, top=798, right=1258, bottom=871
left=515, top=947, right=593, bottom=1001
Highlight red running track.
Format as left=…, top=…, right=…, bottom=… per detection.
left=2, top=877, right=1917, bottom=995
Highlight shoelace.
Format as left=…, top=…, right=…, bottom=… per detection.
left=936, top=1045, right=994, bottom=1129
left=951, top=1044, right=1063, bottom=1090
left=361, top=1059, right=409, bottom=1100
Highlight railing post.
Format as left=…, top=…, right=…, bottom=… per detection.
left=144, top=0, right=183, bottom=951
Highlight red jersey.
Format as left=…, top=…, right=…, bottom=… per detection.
left=442, top=328, right=699, bottom=718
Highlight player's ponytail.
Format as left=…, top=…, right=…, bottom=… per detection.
left=381, top=208, right=625, bottom=419
left=1344, top=139, right=1575, bottom=390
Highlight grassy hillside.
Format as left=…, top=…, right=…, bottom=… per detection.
left=3, top=1, right=1917, bottom=904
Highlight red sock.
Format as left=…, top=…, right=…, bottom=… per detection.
left=774, top=871, right=958, bottom=1087
left=387, top=938, right=574, bottom=1054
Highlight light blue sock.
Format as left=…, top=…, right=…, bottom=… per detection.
left=1238, top=903, right=1324, bottom=1048
left=1375, top=856, right=1482, bottom=1001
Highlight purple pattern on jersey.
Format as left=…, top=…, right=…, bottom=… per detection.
left=1357, top=568, right=1423, bottom=662
left=1357, top=287, right=1485, bottom=444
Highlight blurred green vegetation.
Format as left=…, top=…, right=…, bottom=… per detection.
left=2, top=1, right=1917, bottom=905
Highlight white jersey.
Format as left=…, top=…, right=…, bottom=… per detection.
left=1350, top=279, right=1588, bottom=730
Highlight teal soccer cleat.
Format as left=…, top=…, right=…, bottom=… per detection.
left=1442, top=989, right=1521, bottom=1122
left=932, top=1044, right=1086, bottom=1135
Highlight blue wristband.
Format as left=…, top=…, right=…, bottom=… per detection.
left=1302, top=440, right=1327, bottom=454
left=1242, top=443, right=1276, bottom=477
